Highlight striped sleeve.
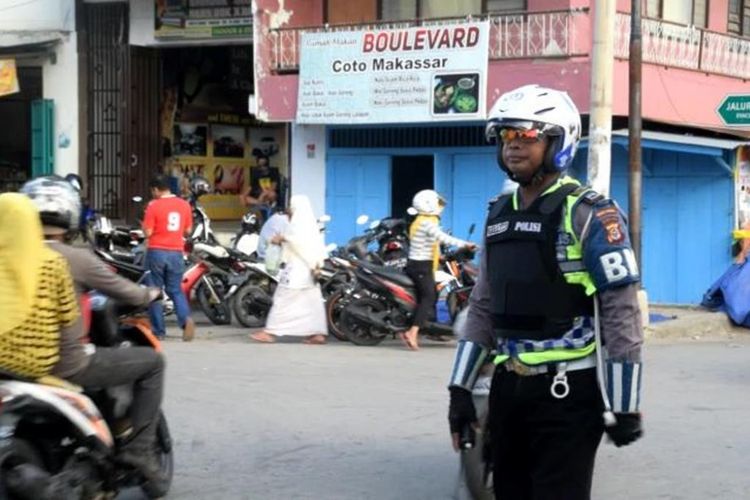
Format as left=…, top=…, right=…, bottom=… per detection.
left=422, top=220, right=467, bottom=248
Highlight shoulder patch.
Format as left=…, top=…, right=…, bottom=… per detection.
left=574, top=187, right=605, bottom=205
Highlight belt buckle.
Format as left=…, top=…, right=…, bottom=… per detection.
left=508, top=358, right=535, bottom=376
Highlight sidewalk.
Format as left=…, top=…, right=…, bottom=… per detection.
left=646, top=305, right=749, bottom=341
left=208, top=220, right=748, bottom=342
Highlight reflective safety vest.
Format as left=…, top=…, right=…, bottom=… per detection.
left=487, top=177, right=600, bottom=366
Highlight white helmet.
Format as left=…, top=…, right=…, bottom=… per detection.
left=485, top=84, right=581, bottom=176
left=411, top=189, right=446, bottom=216
left=21, top=176, right=81, bottom=235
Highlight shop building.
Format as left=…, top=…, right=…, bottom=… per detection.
left=0, top=0, right=80, bottom=191
left=82, top=0, right=287, bottom=221
left=255, top=0, right=750, bottom=305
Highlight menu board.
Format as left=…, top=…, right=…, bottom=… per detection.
left=297, top=21, right=489, bottom=124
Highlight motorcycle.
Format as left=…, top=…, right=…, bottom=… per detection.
left=231, top=215, right=334, bottom=329
left=373, top=217, right=409, bottom=268
left=83, top=196, right=146, bottom=265
left=0, top=294, right=173, bottom=499
left=94, top=241, right=233, bottom=326
left=338, top=246, right=476, bottom=346
left=190, top=196, right=217, bottom=244
left=232, top=211, right=262, bottom=257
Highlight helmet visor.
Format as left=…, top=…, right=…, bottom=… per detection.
left=499, top=127, right=545, bottom=145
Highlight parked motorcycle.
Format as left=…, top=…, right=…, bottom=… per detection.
left=232, top=211, right=262, bottom=257
left=338, top=246, right=476, bottom=346
left=373, top=217, right=409, bottom=268
left=0, top=294, right=173, bottom=499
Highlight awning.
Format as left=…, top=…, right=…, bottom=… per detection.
left=579, top=129, right=750, bottom=175
left=581, top=129, right=748, bottom=155
left=610, top=129, right=749, bottom=156
left=0, top=32, right=66, bottom=62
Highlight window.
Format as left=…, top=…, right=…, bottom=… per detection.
left=381, top=0, right=417, bottom=21
left=728, top=0, right=750, bottom=36
left=645, top=0, right=708, bottom=28
left=421, top=0, right=481, bottom=18
left=485, top=0, right=525, bottom=12
left=380, top=0, right=518, bottom=21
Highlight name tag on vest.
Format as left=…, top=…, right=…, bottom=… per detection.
left=487, top=214, right=546, bottom=242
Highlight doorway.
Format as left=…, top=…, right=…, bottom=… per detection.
left=391, top=155, right=434, bottom=218
left=0, top=67, right=42, bottom=192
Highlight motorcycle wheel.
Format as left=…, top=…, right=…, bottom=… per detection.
left=142, top=411, right=174, bottom=499
left=1, top=438, right=47, bottom=499
left=462, top=389, right=493, bottom=500
left=195, top=274, right=232, bottom=325
left=325, top=290, right=350, bottom=342
left=232, top=283, right=272, bottom=328
left=340, top=296, right=389, bottom=346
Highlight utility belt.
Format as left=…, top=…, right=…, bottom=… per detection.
left=500, top=353, right=597, bottom=399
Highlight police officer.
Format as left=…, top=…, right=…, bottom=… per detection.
left=447, top=84, right=643, bottom=500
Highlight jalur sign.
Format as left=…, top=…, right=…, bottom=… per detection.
left=296, top=22, right=490, bottom=124
left=717, top=94, right=750, bottom=127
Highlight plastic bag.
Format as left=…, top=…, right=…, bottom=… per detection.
left=265, top=243, right=282, bottom=276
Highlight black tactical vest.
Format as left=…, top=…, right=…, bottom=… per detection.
left=486, top=183, right=593, bottom=341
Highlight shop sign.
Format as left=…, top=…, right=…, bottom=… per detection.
left=717, top=94, right=750, bottom=127
left=0, top=59, right=19, bottom=97
left=296, top=21, right=490, bottom=124
left=154, top=0, right=251, bottom=40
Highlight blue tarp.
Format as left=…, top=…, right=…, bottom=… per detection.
left=701, top=262, right=750, bottom=328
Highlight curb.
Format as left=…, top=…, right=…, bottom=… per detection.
left=645, top=307, right=749, bottom=341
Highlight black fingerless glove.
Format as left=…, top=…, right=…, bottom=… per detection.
left=448, top=386, right=477, bottom=434
left=605, top=413, right=643, bottom=447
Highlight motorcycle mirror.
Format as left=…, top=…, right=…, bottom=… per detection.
left=369, top=220, right=380, bottom=230
left=356, top=214, right=369, bottom=225
left=319, top=214, right=332, bottom=223
left=132, top=196, right=143, bottom=203
left=406, top=207, right=418, bottom=216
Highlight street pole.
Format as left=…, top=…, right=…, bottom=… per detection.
left=587, top=0, right=616, bottom=197
left=628, top=0, right=643, bottom=268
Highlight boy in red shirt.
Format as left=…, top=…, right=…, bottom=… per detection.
left=143, top=175, right=195, bottom=341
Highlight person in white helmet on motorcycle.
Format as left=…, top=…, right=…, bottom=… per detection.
left=401, top=190, right=475, bottom=350
left=447, top=85, right=644, bottom=499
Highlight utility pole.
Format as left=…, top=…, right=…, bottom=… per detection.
left=587, top=0, right=616, bottom=197
left=628, top=0, right=643, bottom=268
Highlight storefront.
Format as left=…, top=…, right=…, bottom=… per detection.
left=145, top=0, right=287, bottom=220
left=157, top=44, right=287, bottom=220
left=83, top=0, right=287, bottom=221
left=295, top=20, right=494, bottom=243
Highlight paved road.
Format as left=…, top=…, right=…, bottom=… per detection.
left=125, top=319, right=750, bottom=499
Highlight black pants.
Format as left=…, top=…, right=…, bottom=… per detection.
left=405, top=259, right=436, bottom=328
left=68, top=347, right=165, bottom=450
left=488, top=367, right=604, bottom=500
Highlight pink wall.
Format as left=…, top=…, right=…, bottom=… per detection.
left=255, top=0, right=323, bottom=122
left=255, top=0, right=746, bottom=131
left=708, top=0, right=729, bottom=32
left=612, top=60, right=746, bottom=130
left=527, top=0, right=570, bottom=11
left=487, top=59, right=592, bottom=112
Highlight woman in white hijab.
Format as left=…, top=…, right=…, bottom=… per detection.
left=249, top=195, right=328, bottom=344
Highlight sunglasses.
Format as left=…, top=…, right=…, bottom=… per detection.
left=498, top=128, right=545, bottom=144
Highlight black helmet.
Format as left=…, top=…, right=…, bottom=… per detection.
left=21, top=176, right=81, bottom=234
left=241, top=211, right=261, bottom=232
left=64, top=173, right=84, bottom=192
left=190, top=176, right=211, bottom=198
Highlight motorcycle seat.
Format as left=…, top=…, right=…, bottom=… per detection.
left=36, top=375, right=83, bottom=393
left=359, top=262, right=414, bottom=287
